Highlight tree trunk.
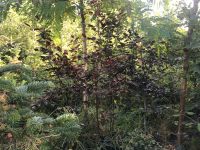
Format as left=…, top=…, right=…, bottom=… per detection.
left=177, top=0, right=199, bottom=146
left=80, top=0, right=89, bottom=124
left=177, top=48, right=189, bottom=146
left=144, top=98, right=147, bottom=134
left=95, top=0, right=101, bottom=134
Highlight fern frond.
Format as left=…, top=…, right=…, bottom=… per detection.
left=55, top=113, right=81, bottom=140
left=20, top=73, right=32, bottom=82
left=0, top=64, right=31, bottom=75
left=15, top=85, right=28, bottom=94
left=16, top=81, right=54, bottom=94
left=0, top=78, right=14, bottom=91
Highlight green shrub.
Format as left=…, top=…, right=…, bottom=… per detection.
left=120, top=129, right=163, bottom=150
left=55, top=113, right=81, bottom=141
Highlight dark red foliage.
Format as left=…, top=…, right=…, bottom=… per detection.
left=34, top=12, right=176, bottom=115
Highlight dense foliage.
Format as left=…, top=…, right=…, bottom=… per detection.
left=0, top=0, right=200, bottom=149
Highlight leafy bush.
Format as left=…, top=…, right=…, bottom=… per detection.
left=55, top=113, right=81, bottom=140
left=26, top=116, right=45, bottom=134
left=120, top=129, right=163, bottom=150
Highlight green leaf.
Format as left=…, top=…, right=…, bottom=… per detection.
left=186, top=112, right=195, bottom=116
left=192, top=64, right=200, bottom=74
left=197, top=123, right=200, bottom=132
left=173, top=114, right=179, bottom=117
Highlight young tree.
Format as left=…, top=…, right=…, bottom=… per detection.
left=79, top=0, right=89, bottom=124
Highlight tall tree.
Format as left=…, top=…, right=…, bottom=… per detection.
left=79, top=0, right=89, bottom=124
left=177, top=0, right=200, bottom=146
